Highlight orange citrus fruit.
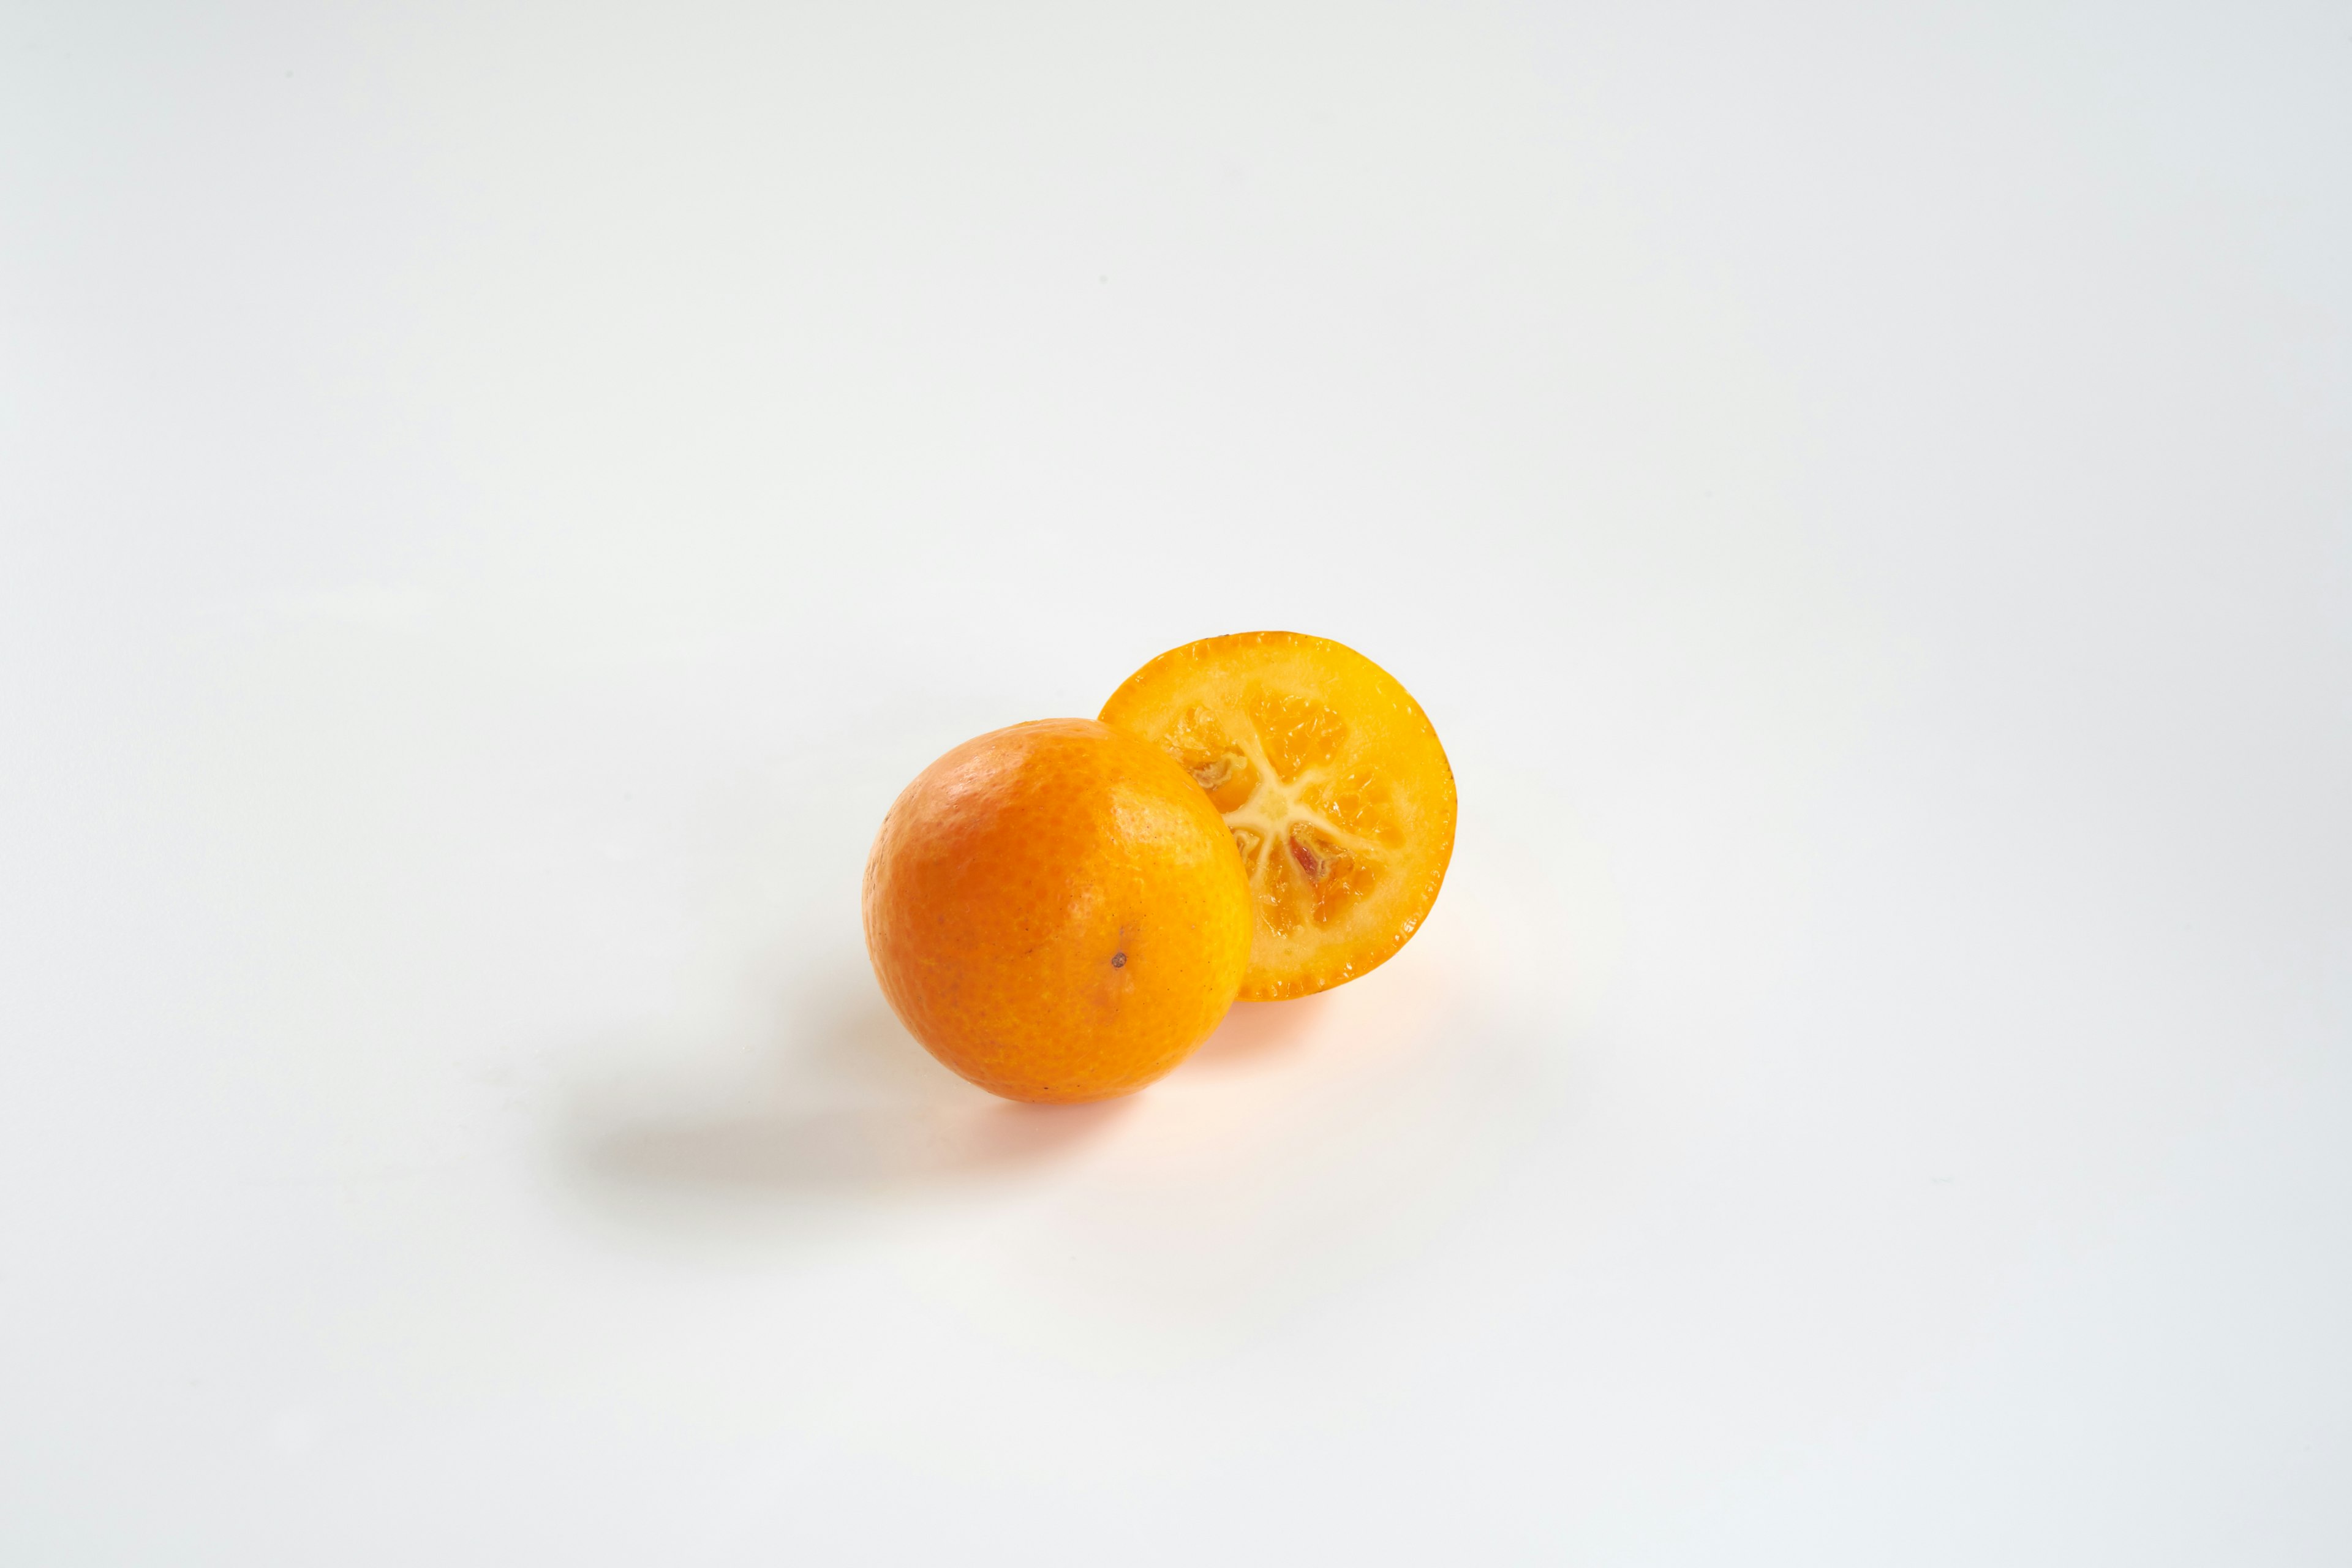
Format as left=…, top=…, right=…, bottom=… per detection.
left=1099, top=631, right=1456, bottom=1000
left=862, top=718, right=1253, bottom=1102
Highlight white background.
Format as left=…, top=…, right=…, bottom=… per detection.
left=4, top=1, right=2348, bottom=1561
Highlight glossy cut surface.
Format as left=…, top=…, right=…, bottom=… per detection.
left=1101, top=632, right=1457, bottom=1000
left=862, top=719, right=1253, bottom=1102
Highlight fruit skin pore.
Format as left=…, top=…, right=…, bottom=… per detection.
left=862, top=718, right=1253, bottom=1103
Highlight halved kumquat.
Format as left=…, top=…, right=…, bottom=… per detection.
left=1099, top=631, right=1456, bottom=1000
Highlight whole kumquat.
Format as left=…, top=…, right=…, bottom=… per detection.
left=862, top=718, right=1253, bottom=1102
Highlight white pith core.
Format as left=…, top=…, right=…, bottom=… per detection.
left=1200, top=723, right=1384, bottom=886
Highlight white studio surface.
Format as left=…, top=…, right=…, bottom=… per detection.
left=4, top=2, right=2347, bottom=1562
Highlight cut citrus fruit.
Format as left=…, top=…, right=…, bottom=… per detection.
left=1099, top=631, right=1456, bottom=1000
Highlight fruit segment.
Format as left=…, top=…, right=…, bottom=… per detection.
left=1100, top=631, right=1456, bottom=1000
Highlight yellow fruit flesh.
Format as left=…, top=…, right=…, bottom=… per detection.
left=1100, top=633, right=1455, bottom=1000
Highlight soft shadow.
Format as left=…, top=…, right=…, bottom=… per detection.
left=587, top=1099, right=1130, bottom=1194
left=1186, top=992, right=1336, bottom=1068
left=564, top=976, right=1133, bottom=1203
